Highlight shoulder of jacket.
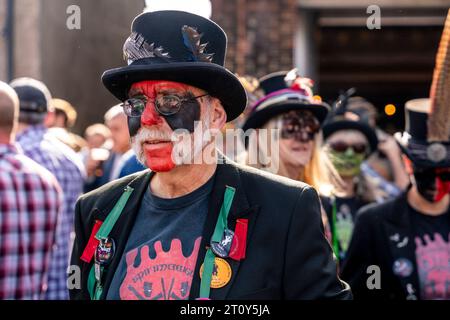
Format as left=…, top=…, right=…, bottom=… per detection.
left=356, top=196, right=399, bottom=223
left=233, top=162, right=311, bottom=193
left=77, top=170, right=150, bottom=208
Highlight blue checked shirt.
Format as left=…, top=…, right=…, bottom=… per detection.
left=16, top=125, right=85, bottom=300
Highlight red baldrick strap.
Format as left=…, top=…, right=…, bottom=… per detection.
left=80, top=220, right=103, bottom=263
left=229, top=219, right=248, bottom=261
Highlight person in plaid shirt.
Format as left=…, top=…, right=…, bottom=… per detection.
left=10, top=78, right=85, bottom=300
left=0, top=81, right=62, bottom=299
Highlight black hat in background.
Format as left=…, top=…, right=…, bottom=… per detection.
left=102, top=10, right=247, bottom=122
left=9, top=77, right=52, bottom=114
left=241, top=69, right=330, bottom=131
left=395, top=11, right=450, bottom=168
left=322, top=88, right=378, bottom=154
left=394, top=98, right=450, bottom=167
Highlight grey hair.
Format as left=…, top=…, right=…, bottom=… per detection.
left=104, top=104, right=126, bottom=123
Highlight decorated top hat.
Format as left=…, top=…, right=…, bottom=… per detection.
left=395, top=10, right=450, bottom=168
left=102, top=10, right=247, bottom=122
left=322, top=88, right=378, bottom=154
left=241, top=69, right=330, bottom=131
left=395, top=99, right=450, bottom=167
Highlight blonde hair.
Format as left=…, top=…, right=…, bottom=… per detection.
left=302, top=133, right=338, bottom=196
left=244, top=115, right=339, bottom=196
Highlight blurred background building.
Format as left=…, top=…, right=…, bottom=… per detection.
left=1, top=0, right=449, bottom=133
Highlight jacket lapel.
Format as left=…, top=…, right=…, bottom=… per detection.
left=99, top=170, right=154, bottom=299
left=189, top=160, right=260, bottom=300
left=382, top=192, right=420, bottom=300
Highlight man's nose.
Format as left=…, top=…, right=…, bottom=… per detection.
left=141, top=101, right=163, bottom=126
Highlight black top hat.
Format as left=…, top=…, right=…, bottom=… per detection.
left=241, top=69, right=330, bottom=131
left=395, top=98, right=450, bottom=167
left=102, top=10, right=247, bottom=122
left=322, top=88, right=378, bottom=154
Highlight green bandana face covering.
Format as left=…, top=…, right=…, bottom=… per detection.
left=328, top=148, right=365, bottom=177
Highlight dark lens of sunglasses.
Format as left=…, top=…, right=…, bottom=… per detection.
left=123, top=98, right=145, bottom=117
left=330, top=142, right=348, bottom=152
left=156, top=95, right=182, bottom=115
left=353, top=144, right=367, bottom=154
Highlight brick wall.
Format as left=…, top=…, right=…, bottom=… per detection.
left=212, top=0, right=297, bottom=78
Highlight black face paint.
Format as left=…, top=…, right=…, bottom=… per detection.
left=413, top=166, right=450, bottom=202
left=128, top=116, right=142, bottom=137
left=414, top=170, right=438, bottom=202
left=162, top=93, right=201, bottom=133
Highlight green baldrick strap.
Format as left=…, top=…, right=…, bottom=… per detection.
left=199, top=186, right=235, bottom=299
left=96, top=186, right=134, bottom=240
left=331, top=197, right=340, bottom=259
left=87, top=186, right=134, bottom=300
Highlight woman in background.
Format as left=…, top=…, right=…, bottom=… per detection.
left=321, top=89, right=379, bottom=263
left=242, top=69, right=339, bottom=240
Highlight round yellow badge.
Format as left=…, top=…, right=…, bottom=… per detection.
left=200, top=257, right=232, bottom=289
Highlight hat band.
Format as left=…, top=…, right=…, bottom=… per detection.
left=407, top=140, right=450, bottom=164
left=128, top=56, right=187, bottom=66
left=253, top=91, right=313, bottom=112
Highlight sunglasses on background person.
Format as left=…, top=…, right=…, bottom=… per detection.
left=328, top=141, right=368, bottom=155
left=280, top=111, right=320, bottom=142
left=121, top=93, right=209, bottom=117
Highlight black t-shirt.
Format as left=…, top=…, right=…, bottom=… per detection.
left=106, top=175, right=215, bottom=300
left=409, top=205, right=450, bottom=300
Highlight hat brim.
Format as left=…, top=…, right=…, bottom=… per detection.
left=241, top=101, right=329, bottom=132
left=323, top=120, right=378, bottom=153
left=394, top=132, right=450, bottom=168
left=102, top=62, right=247, bottom=122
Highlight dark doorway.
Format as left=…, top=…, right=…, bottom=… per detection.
left=317, top=10, right=446, bottom=133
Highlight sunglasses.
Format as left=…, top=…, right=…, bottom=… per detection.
left=280, top=111, right=320, bottom=142
left=121, top=93, right=209, bottom=117
left=329, top=141, right=368, bottom=154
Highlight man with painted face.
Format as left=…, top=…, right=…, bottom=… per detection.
left=69, top=11, right=350, bottom=300
left=341, top=13, right=450, bottom=299
left=341, top=99, right=450, bottom=300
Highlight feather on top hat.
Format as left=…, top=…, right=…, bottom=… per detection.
left=102, top=10, right=247, bottom=122
left=241, top=69, right=330, bottom=131
left=322, top=88, right=378, bottom=154
left=395, top=9, right=450, bottom=167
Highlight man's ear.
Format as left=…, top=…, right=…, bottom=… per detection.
left=402, top=155, right=413, bottom=175
left=209, top=98, right=227, bottom=130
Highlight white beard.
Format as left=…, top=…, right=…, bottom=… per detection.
left=131, top=128, right=173, bottom=167
left=131, top=111, right=212, bottom=167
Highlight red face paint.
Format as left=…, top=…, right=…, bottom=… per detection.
left=434, top=176, right=450, bottom=202
left=130, top=80, right=193, bottom=128
left=129, top=80, right=199, bottom=172
left=144, top=142, right=176, bottom=172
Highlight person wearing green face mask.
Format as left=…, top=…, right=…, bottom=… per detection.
left=321, top=90, right=379, bottom=264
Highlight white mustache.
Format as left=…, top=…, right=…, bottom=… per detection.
left=132, top=128, right=173, bottom=144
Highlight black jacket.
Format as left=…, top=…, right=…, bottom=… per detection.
left=70, top=160, right=351, bottom=300
left=341, top=192, right=426, bottom=300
